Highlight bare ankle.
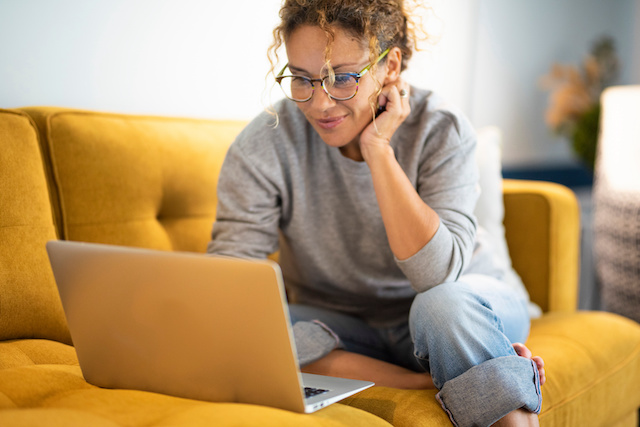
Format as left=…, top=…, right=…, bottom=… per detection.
left=404, top=372, right=434, bottom=389
left=491, top=408, right=539, bottom=427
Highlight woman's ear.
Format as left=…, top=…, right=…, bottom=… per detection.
left=383, top=47, right=403, bottom=84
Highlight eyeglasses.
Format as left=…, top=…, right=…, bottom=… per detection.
left=275, top=48, right=390, bottom=103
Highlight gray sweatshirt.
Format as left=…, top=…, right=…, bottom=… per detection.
left=208, top=88, right=531, bottom=326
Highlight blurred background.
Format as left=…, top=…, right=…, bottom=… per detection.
left=1, top=0, right=639, bottom=310
left=2, top=0, right=638, bottom=166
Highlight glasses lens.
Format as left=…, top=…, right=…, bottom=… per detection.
left=324, top=74, right=358, bottom=100
left=279, top=76, right=312, bottom=101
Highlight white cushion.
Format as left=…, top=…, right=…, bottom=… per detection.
left=474, top=126, right=509, bottom=263
left=474, top=126, right=541, bottom=318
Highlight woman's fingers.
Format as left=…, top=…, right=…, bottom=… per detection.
left=370, top=82, right=410, bottom=136
left=379, top=82, right=410, bottom=113
left=359, top=80, right=411, bottom=161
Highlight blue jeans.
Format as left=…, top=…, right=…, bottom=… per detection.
left=289, top=274, right=542, bottom=427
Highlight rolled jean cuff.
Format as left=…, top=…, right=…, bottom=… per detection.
left=435, top=356, right=542, bottom=427
left=292, top=320, right=342, bottom=367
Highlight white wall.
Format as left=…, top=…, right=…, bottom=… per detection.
left=0, top=0, right=283, bottom=119
left=1, top=0, right=637, bottom=167
left=469, top=0, right=639, bottom=166
left=0, top=0, right=474, bottom=119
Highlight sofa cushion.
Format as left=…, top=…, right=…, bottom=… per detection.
left=341, top=311, right=640, bottom=426
left=474, top=127, right=541, bottom=317
left=530, top=311, right=640, bottom=425
left=0, top=339, right=78, bottom=370
left=0, top=110, right=71, bottom=344
left=0, top=357, right=393, bottom=427
left=21, top=108, right=246, bottom=253
left=474, top=127, right=508, bottom=268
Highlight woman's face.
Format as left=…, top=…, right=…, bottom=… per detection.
left=284, top=25, right=390, bottom=156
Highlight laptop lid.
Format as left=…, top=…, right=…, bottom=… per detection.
left=46, top=240, right=372, bottom=413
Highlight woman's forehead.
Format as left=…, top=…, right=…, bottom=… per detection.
left=285, top=25, right=369, bottom=71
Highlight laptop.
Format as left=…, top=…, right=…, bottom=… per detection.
left=46, top=240, right=373, bottom=413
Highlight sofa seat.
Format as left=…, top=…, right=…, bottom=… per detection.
left=2, top=309, right=639, bottom=426
left=529, top=312, right=640, bottom=425
left=0, top=340, right=392, bottom=427
left=340, top=311, right=640, bottom=426
left=0, top=339, right=77, bottom=369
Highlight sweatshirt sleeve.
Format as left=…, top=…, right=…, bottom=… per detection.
left=395, top=111, right=479, bottom=293
left=206, top=133, right=283, bottom=260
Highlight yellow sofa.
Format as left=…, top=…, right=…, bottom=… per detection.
left=1, top=107, right=639, bottom=426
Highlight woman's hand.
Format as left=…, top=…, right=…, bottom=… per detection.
left=359, top=79, right=412, bottom=164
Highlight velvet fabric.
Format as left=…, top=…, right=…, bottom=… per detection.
left=0, top=110, right=70, bottom=344
left=21, top=107, right=246, bottom=252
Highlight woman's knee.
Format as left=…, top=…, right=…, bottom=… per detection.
left=409, top=281, right=505, bottom=351
left=410, top=281, right=481, bottom=324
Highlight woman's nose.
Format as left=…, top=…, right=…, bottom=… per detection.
left=308, top=84, right=337, bottom=111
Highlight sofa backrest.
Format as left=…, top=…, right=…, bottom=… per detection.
left=1, top=106, right=578, bottom=343
left=21, top=108, right=247, bottom=253
left=503, top=180, right=580, bottom=312
left=0, top=109, right=72, bottom=343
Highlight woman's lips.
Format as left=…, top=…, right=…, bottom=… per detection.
left=317, top=116, right=345, bottom=130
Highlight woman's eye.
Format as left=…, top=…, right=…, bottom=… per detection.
left=292, top=77, right=310, bottom=86
left=333, top=75, right=356, bottom=87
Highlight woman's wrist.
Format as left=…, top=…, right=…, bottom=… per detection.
left=361, top=140, right=395, bottom=166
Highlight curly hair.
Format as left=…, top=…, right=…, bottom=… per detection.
left=266, top=0, right=429, bottom=119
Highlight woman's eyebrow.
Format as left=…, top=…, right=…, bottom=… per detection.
left=288, top=62, right=360, bottom=75
left=287, top=65, right=310, bottom=74
left=333, top=63, right=359, bottom=71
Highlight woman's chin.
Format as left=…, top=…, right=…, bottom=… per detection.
left=313, top=128, right=349, bottom=147
left=310, top=121, right=363, bottom=158
left=320, top=136, right=349, bottom=148
left=317, top=135, right=362, bottom=160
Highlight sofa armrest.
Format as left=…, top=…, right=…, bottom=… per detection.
left=502, top=179, right=580, bottom=313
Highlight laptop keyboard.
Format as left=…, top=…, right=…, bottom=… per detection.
left=304, top=387, right=330, bottom=398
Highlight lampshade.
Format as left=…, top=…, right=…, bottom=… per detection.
left=593, top=85, right=640, bottom=323
left=596, top=86, right=640, bottom=193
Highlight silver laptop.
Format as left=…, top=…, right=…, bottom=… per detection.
left=46, top=240, right=373, bottom=413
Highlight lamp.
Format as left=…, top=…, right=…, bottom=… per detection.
left=593, top=85, right=640, bottom=322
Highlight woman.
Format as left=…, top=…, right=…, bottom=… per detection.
left=208, top=1, right=545, bottom=425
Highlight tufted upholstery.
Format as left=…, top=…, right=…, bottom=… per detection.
left=21, top=107, right=246, bottom=252
left=0, top=338, right=388, bottom=427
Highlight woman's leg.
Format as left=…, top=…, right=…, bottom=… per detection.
left=289, top=302, right=543, bottom=393
left=303, top=349, right=434, bottom=389
left=288, top=304, right=392, bottom=364
left=289, top=304, right=434, bottom=389
left=409, top=275, right=542, bottom=427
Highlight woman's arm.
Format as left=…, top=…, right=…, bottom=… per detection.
left=207, top=136, right=283, bottom=259
left=360, top=84, right=439, bottom=261
left=359, top=83, right=479, bottom=291
left=363, top=136, right=440, bottom=261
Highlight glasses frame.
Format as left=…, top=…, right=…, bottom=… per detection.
left=276, top=48, right=391, bottom=103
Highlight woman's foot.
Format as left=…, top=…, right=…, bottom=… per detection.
left=512, top=342, right=546, bottom=386
left=302, top=350, right=435, bottom=389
